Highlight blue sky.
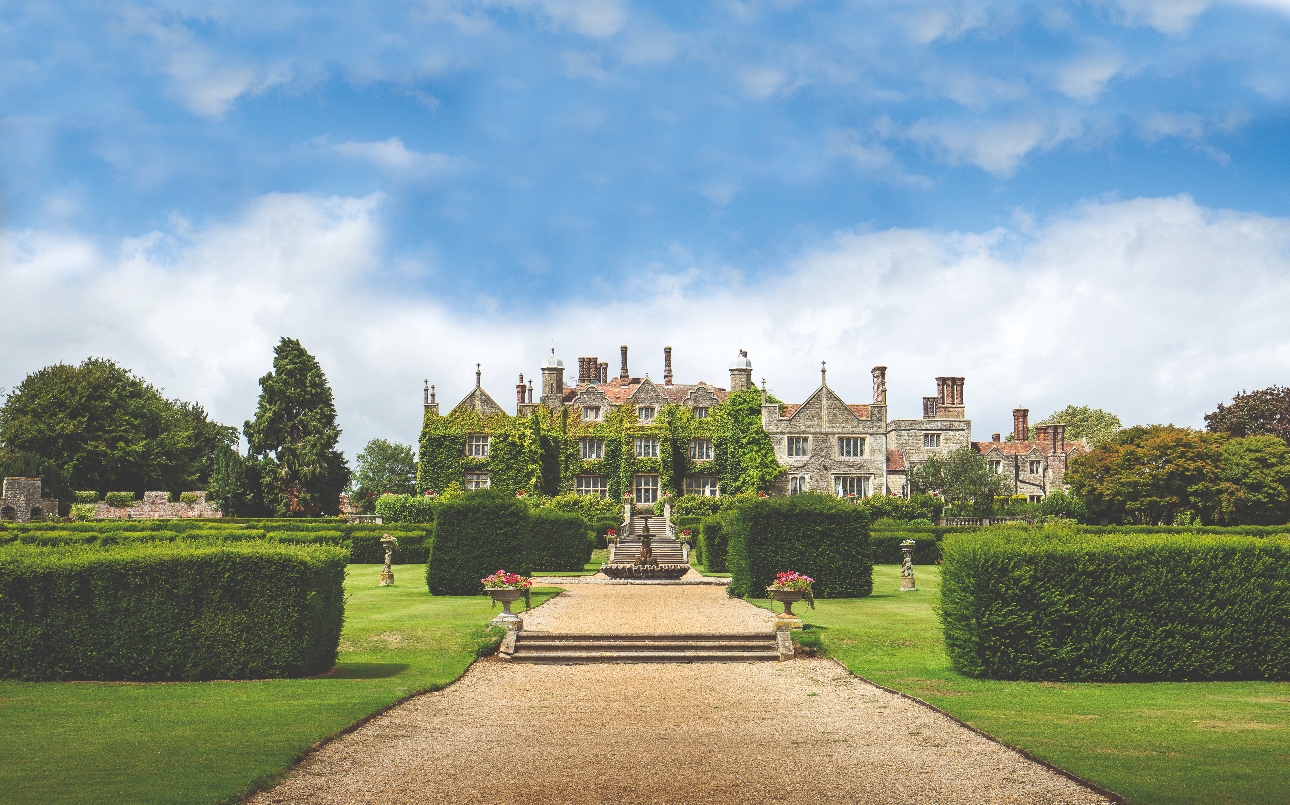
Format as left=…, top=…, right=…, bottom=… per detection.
left=4, top=0, right=1290, bottom=457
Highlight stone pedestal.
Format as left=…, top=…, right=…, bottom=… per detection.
left=776, top=626, right=795, bottom=660
left=774, top=612, right=803, bottom=631
left=379, top=535, right=397, bottom=586
left=900, top=539, right=917, bottom=591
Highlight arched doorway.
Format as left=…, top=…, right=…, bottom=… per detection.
left=30, top=507, right=43, bottom=522
left=0, top=506, right=15, bottom=521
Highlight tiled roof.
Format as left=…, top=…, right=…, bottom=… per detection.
left=886, top=449, right=907, bottom=471
left=561, top=379, right=728, bottom=406
left=975, top=441, right=1042, bottom=456
left=847, top=404, right=871, bottom=419
left=780, top=404, right=801, bottom=417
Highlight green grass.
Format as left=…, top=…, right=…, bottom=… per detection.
left=532, top=548, right=608, bottom=576
left=0, top=565, right=561, bottom=805
left=754, top=565, right=1290, bottom=805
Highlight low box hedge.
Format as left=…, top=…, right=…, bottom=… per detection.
left=726, top=494, right=873, bottom=599
left=940, top=528, right=1290, bottom=681
left=0, top=542, right=346, bottom=681
left=527, top=508, right=593, bottom=572
left=871, top=533, right=942, bottom=564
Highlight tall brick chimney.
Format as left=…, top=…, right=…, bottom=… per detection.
left=516, top=373, right=526, bottom=407
left=664, top=346, right=673, bottom=386
left=619, top=345, right=629, bottom=381
left=1053, top=423, right=1066, bottom=455
left=871, top=366, right=887, bottom=405
left=1013, top=408, right=1029, bottom=442
left=598, top=362, right=608, bottom=384
left=923, top=396, right=938, bottom=418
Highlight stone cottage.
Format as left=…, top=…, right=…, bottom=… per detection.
left=0, top=477, right=59, bottom=522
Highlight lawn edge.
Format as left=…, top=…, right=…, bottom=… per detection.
left=822, top=658, right=1130, bottom=805
left=230, top=590, right=569, bottom=805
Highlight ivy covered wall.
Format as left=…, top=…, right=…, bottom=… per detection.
left=416, top=387, right=784, bottom=499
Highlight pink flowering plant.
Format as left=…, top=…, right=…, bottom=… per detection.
left=481, top=569, right=533, bottom=610
left=767, top=570, right=815, bottom=609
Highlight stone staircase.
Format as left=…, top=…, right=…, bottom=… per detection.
left=505, top=632, right=781, bottom=663
left=611, top=515, right=686, bottom=564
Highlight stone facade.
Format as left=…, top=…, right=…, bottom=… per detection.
left=0, top=477, right=59, bottom=522
left=427, top=346, right=1078, bottom=500
left=93, top=491, right=223, bottom=520
left=973, top=409, right=1087, bottom=502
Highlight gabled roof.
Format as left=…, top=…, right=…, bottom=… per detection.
left=561, top=378, right=729, bottom=407
left=778, top=385, right=871, bottom=426
left=452, top=386, right=507, bottom=417
left=974, top=441, right=1043, bottom=457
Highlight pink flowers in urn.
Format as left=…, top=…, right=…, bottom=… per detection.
left=769, top=570, right=814, bottom=591
left=481, top=570, right=532, bottom=590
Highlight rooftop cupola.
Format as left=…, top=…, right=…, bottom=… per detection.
left=729, top=349, right=753, bottom=392
left=541, top=348, right=565, bottom=410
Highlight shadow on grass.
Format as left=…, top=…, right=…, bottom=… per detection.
left=316, top=663, right=411, bottom=679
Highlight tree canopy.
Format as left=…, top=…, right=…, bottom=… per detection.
left=1034, top=405, right=1122, bottom=447
left=244, top=338, right=350, bottom=516
left=909, top=444, right=1007, bottom=517
left=1217, top=435, right=1290, bottom=525
left=352, top=438, right=417, bottom=511
left=1205, top=385, right=1290, bottom=443
left=0, top=358, right=233, bottom=505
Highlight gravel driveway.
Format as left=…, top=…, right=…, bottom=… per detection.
left=247, top=585, right=1111, bottom=805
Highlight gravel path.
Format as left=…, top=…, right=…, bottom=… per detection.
left=249, top=586, right=1111, bottom=805
left=518, top=582, right=776, bottom=634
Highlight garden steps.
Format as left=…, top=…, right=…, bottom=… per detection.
left=504, top=632, right=780, bottom=663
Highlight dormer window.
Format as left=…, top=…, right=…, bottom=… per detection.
left=582, top=406, right=601, bottom=421
left=694, top=407, right=709, bottom=419
left=990, top=460, right=1003, bottom=473
left=637, top=406, right=656, bottom=423
left=465, top=435, right=490, bottom=457
left=1030, top=460, right=1042, bottom=474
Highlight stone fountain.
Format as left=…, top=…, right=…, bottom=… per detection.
left=600, top=518, right=690, bottom=580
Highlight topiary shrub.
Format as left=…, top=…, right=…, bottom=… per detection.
left=104, top=492, right=136, bottom=508
left=375, top=493, right=437, bottom=524
left=178, top=492, right=201, bottom=505
left=698, top=515, right=729, bottom=572
left=0, top=542, right=346, bottom=681
left=940, top=527, right=1290, bottom=681
left=73, top=491, right=99, bottom=503
left=348, top=530, right=432, bottom=564
left=527, top=508, right=592, bottom=572
left=427, top=489, right=529, bottom=595
left=726, top=494, right=872, bottom=599
left=870, top=533, right=942, bottom=564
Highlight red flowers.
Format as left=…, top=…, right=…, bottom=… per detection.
left=481, top=570, right=533, bottom=590
left=768, top=570, right=814, bottom=591
left=605, top=528, right=618, bottom=536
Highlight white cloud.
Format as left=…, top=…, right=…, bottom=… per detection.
left=321, top=138, right=462, bottom=175
left=488, top=0, right=627, bottom=39
left=5, top=192, right=1290, bottom=459
left=903, top=114, right=1084, bottom=175
left=1056, top=52, right=1123, bottom=101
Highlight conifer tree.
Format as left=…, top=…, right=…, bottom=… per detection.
left=244, top=338, right=350, bottom=516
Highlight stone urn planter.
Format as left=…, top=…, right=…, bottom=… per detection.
left=772, top=589, right=804, bottom=617
left=487, top=588, right=524, bottom=630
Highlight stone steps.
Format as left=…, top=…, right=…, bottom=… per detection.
left=506, top=632, right=781, bottom=664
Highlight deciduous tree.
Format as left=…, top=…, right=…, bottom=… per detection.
left=1217, top=435, right=1290, bottom=525
left=352, top=438, right=417, bottom=511
left=909, top=444, right=1007, bottom=517
left=244, top=338, right=350, bottom=516
left=1205, top=385, right=1290, bottom=443
left=1034, top=405, right=1122, bottom=447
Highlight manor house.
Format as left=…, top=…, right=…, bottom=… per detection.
left=424, top=345, right=1085, bottom=500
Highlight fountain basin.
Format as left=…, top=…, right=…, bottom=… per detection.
left=599, top=563, right=690, bottom=580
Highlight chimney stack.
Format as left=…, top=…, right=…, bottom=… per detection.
left=933, top=376, right=966, bottom=418
left=516, top=373, right=526, bottom=407
left=577, top=357, right=600, bottom=384
left=871, top=366, right=887, bottom=405
left=1052, top=423, right=1066, bottom=455
left=664, top=346, right=673, bottom=386
left=992, top=433, right=1001, bottom=442
left=729, top=349, right=753, bottom=392
left=923, top=396, right=938, bottom=418
left=598, top=362, right=608, bottom=384
left=620, top=345, right=629, bottom=380
left=1013, top=408, right=1029, bottom=442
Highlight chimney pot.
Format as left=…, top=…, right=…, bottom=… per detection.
left=620, top=345, right=629, bottom=380
left=992, top=433, right=1001, bottom=442
left=664, top=346, right=673, bottom=386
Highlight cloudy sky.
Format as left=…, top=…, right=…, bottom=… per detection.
left=4, top=0, right=1290, bottom=458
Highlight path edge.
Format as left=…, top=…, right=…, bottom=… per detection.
left=232, top=590, right=569, bottom=805
left=824, top=658, right=1129, bottom=805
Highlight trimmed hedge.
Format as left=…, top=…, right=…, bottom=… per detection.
left=375, top=494, right=437, bottom=524
left=428, top=489, right=529, bottom=595
left=871, top=533, right=943, bottom=564
left=0, top=542, right=346, bottom=681
left=940, top=528, right=1290, bottom=681
left=726, top=494, right=873, bottom=599
left=527, top=508, right=593, bottom=572
left=699, top=515, right=729, bottom=572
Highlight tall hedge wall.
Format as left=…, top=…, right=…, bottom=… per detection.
left=940, top=528, right=1290, bottom=681
left=726, top=494, right=872, bottom=598
left=427, top=489, right=529, bottom=595
left=527, top=508, right=593, bottom=572
left=699, top=515, right=729, bottom=572
left=0, top=542, right=346, bottom=681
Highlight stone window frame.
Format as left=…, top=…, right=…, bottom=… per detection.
left=833, top=475, right=870, bottom=498
left=990, top=460, right=1003, bottom=473
left=837, top=436, right=865, bottom=458
left=1029, top=460, right=1043, bottom=474
left=464, top=472, right=490, bottom=490
left=580, top=438, right=605, bottom=460
left=637, top=406, right=656, bottom=423
left=635, top=437, right=660, bottom=458
left=787, top=436, right=810, bottom=457
left=684, top=475, right=719, bottom=497
left=465, top=434, right=490, bottom=457
left=693, top=407, right=709, bottom=419
left=689, top=438, right=714, bottom=460
left=1028, top=494, right=1043, bottom=504
left=634, top=474, right=660, bottom=504
left=788, top=474, right=809, bottom=495
left=575, top=475, right=608, bottom=498
left=582, top=406, right=602, bottom=421
left=922, top=433, right=941, bottom=448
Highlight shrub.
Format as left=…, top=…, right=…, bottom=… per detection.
left=0, top=542, right=346, bottom=681
left=73, top=491, right=98, bottom=503
left=427, top=489, right=529, bottom=595
left=725, top=494, right=872, bottom=598
left=527, top=508, right=593, bottom=571
left=375, top=493, right=437, bottom=524
left=68, top=503, right=97, bottom=522
left=104, top=492, right=137, bottom=508
left=860, top=493, right=943, bottom=522
left=871, top=533, right=942, bottom=564
left=699, top=515, right=729, bottom=572
left=940, top=527, right=1290, bottom=681
left=178, top=492, right=201, bottom=505
left=348, top=531, right=432, bottom=564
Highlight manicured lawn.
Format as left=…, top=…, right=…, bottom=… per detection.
left=0, top=565, right=561, bottom=805
left=755, top=565, right=1290, bottom=805
left=532, top=548, right=607, bottom=576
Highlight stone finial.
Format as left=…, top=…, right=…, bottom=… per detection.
left=527, top=380, right=533, bottom=403
left=431, top=384, right=436, bottom=404
left=821, top=361, right=827, bottom=386
left=424, top=379, right=429, bottom=406
left=761, top=377, right=767, bottom=405
left=475, top=363, right=481, bottom=388
left=900, top=539, right=916, bottom=591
